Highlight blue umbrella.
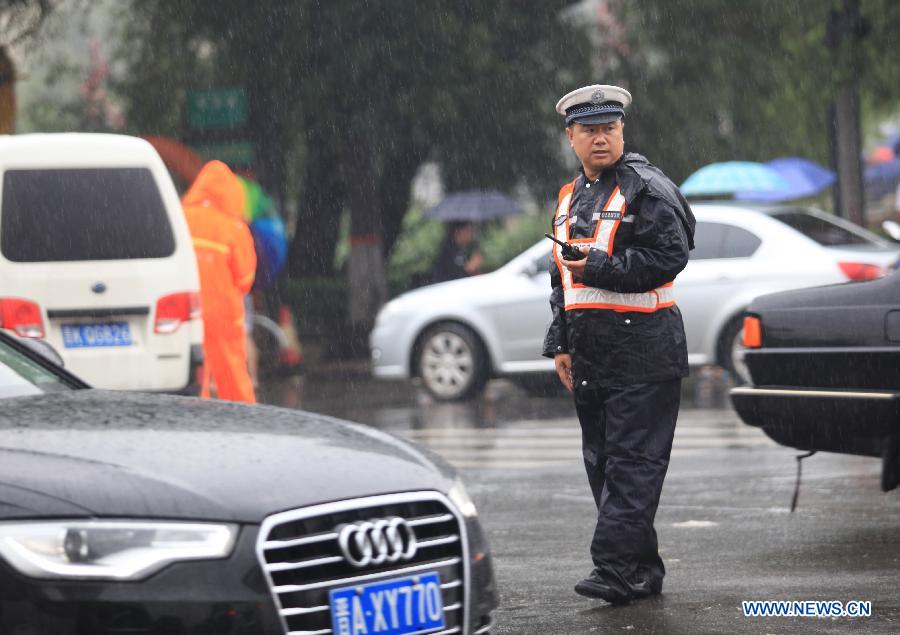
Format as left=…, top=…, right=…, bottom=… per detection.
left=864, top=159, right=900, bottom=200
left=250, top=216, right=287, bottom=289
left=736, top=157, right=835, bottom=202
left=426, top=190, right=523, bottom=222
left=681, top=161, right=791, bottom=198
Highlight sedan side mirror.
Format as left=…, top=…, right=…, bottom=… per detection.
left=883, top=220, right=900, bottom=242
left=19, top=338, right=65, bottom=367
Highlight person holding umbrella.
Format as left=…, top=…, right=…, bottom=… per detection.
left=431, top=221, right=484, bottom=283
left=544, top=85, right=695, bottom=604
left=426, top=190, right=523, bottom=283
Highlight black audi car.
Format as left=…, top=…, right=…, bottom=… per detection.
left=0, top=331, right=496, bottom=634
left=730, top=269, right=900, bottom=490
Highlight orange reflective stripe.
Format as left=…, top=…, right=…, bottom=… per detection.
left=554, top=179, right=675, bottom=313
left=603, top=186, right=628, bottom=253
left=566, top=302, right=662, bottom=314
left=552, top=180, right=577, bottom=281
left=192, top=237, right=229, bottom=254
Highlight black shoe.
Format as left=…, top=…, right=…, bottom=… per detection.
left=574, top=573, right=631, bottom=605
left=630, top=578, right=663, bottom=599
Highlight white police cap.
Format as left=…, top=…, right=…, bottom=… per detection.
left=556, top=84, right=632, bottom=125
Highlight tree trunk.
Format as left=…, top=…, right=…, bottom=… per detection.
left=288, top=119, right=343, bottom=279
left=0, top=47, right=15, bottom=135
left=345, top=147, right=386, bottom=339
left=380, top=144, right=424, bottom=258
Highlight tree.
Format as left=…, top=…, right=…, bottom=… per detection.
left=1, top=0, right=60, bottom=133
left=1, top=0, right=56, bottom=45
left=116, top=0, right=590, bottom=344
left=594, top=0, right=900, bottom=193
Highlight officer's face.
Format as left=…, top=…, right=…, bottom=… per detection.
left=566, top=120, right=625, bottom=178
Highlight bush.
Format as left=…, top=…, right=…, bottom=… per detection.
left=281, top=276, right=347, bottom=337
left=386, top=208, right=549, bottom=296
left=386, top=207, right=445, bottom=297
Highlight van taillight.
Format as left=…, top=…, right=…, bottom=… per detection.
left=155, top=292, right=201, bottom=334
left=838, top=262, right=883, bottom=281
left=742, top=316, right=762, bottom=348
left=0, top=298, right=45, bottom=338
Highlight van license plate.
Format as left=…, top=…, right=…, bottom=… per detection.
left=329, top=572, right=445, bottom=635
left=62, top=322, right=133, bottom=348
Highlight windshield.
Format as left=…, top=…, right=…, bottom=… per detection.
left=770, top=210, right=878, bottom=247
left=0, top=339, right=73, bottom=399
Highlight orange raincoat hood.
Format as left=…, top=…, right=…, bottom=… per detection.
left=182, top=160, right=244, bottom=220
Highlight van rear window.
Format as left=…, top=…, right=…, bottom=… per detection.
left=1, top=168, right=175, bottom=262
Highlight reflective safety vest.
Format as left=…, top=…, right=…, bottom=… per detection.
left=552, top=178, right=675, bottom=313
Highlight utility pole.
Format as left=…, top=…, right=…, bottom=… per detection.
left=826, top=0, right=868, bottom=226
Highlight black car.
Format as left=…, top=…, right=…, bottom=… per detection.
left=730, top=269, right=900, bottom=490
left=0, top=332, right=496, bottom=634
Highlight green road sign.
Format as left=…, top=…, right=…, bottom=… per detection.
left=187, top=87, right=248, bottom=130
left=193, top=140, right=256, bottom=168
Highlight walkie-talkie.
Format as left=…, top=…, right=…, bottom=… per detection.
left=544, top=233, right=587, bottom=261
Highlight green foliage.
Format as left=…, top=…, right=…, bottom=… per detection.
left=385, top=208, right=445, bottom=297
left=605, top=0, right=900, bottom=184
left=384, top=208, right=549, bottom=297
left=479, top=213, right=549, bottom=271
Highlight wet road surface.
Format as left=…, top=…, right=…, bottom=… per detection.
left=263, top=371, right=900, bottom=634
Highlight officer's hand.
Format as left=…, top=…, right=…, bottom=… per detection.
left=561, top=246, right=591, bottom=278
left=554, top=353, right=573, bottom=392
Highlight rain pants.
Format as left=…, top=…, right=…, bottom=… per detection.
left=182, top=161, right=257, bottom=403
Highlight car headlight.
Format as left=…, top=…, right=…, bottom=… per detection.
left=0, top=520, right=237, bottom=580
left=448, top=478, right=478, bottom=518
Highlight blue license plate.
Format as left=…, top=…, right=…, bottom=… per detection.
left=61, top=322, right=133, bottom=348
left=330, top=572, right=445, bottom=635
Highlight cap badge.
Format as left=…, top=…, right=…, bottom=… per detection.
left=590, top=89, right=606, bottom=105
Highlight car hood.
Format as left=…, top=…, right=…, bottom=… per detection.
left=0, top=390, right=455, bottom=523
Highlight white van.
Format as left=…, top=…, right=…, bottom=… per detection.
left=0, top=133, right=203, bottom=393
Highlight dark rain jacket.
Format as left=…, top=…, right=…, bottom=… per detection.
left=542, top=153, right=696, bottom=387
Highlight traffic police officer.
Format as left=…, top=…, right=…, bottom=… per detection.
left=543, top=84, right=695, bottom=604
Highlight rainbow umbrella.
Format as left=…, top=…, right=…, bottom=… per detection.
left=238, top=176, right=287, bottom=288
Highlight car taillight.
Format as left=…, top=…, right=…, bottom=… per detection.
left=155, top=292, right=201, bottom=334
left=0, top=298, right=45, bottom=338
left=742, top=316, right=762, bottom=348
left=838, top=261, right=884, bottom=281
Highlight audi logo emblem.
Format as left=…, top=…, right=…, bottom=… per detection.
left=337, top=517, right=417, bottom=568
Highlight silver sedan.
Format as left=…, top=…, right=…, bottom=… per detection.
left=370, top=204, right=899, bottom=400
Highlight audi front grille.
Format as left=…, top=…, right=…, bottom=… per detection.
left=256, top=491, right=470, bottom=635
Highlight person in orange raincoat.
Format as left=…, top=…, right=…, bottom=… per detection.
left=182, top=160, right=257, bottom=403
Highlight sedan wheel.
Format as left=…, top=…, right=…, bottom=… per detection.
left=717, top=315, right=752, bottom=386
left=729, top=327, right=751, bottom=385
left=417, top=324, right=488, bottom=401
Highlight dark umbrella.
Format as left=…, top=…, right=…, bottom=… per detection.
left=426, top=190, right=523, bottom=222
left=864, top=159, right=900, bottom=200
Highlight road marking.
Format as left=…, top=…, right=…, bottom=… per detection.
left=390, top=417, right=775, bottom=470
